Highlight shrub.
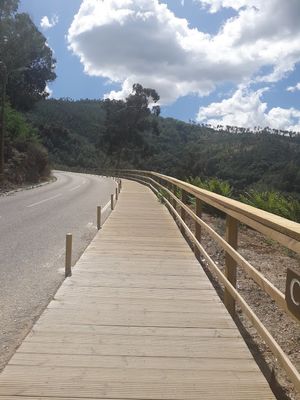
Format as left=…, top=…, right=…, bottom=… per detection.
left=3, top=103, right=50, bottom=184
left=240, top=190, right=300, bottom=222
left=188, top=176, right=233, bottom=197
left=187, top=176, right=233, bottom=216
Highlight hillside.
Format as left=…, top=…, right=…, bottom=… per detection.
left=27, top=98, right=300, bottom=196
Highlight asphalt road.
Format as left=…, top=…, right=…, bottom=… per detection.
left=0, top=170, right=116, bottom=369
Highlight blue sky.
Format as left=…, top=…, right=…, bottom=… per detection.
left=19, top=0, right=300, bottom=131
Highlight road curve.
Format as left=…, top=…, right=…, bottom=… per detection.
left=0, top=170, right=116, bottom=369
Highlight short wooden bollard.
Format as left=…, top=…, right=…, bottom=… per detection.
left=97, top=206, right=102, bottom=230
left=65, top=233, right=72, bottom=278
left=111, top=194, right=114, bottom=210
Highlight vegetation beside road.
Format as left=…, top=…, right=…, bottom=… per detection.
left=0, top=0, right=55, bottom=185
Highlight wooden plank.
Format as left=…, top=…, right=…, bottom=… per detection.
left=17, top=339, right=251, bottom=359
left=47, top=299, right=223, bottom=313
left=0, top=365, right=274, bottom=400
left=0, top=366, right=268, bottom=383
left=28, top=324, right=237, bottom=338
left=54, top=286, right=218, bottom=300
left=36, top=309, right=235, bottom=329
left=9, top=353, right=259, bottom=371
left=63, top=275, right=213, bottom=289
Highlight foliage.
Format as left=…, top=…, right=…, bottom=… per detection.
left=187, top=176, right=300, bottom=222
left=0, top=0, right=18, bottom=18
left=186, top=176, right=233, bottom=216
left=4, top=103, right=49, bottom=183
left=188, top=176, right=233, bottom=197
left=0, top=0, right=56, bottom=110
left=157, top=188, right=167, bottom=204
left=5, top=103, right=39, bottom=141
left=101, top=83, right=160, bottom=168
left=38, top=123, right=101, bottom=170
left=0, top=0, right=55, bottom=185
left=240, top=190, right=300, bottom=222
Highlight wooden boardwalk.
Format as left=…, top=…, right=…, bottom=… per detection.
left=0, top=180, right=276, bottom=399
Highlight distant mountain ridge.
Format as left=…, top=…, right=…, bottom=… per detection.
left=27, top=98, right=300, bottom=196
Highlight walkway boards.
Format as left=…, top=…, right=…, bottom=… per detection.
left=0, top=180, right=275, bottom=399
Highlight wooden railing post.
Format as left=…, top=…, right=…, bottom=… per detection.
left=181, top=190, right=187, bottom=220
left=224, top=215, right=238, bottom=316
left=195, top=198, right=202, bottom=259
left=171, top=184, right=177, bottom=209
left=180, top=190, right=188, bottom=234
left=65, top=233, right=72, bottom=278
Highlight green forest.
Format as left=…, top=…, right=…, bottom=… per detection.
left=1, top=1, right=300, bottom=221
left=27, top=97, right=300, bottom=195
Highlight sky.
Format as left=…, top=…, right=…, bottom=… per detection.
left=19, top=0, right=300, bottom=132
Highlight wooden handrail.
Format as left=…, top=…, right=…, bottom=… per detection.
left=120, top=169, right=300, bottom=252
left=111, top=169, right=300, bottom=393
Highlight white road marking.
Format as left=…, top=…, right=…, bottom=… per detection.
left=69, top=179, right=87, bottom=192
left=69, top=184, right=82, bottom=192
left=26, top=194, right=62, bottom=208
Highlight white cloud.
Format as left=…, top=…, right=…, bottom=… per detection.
left=287, top=83, right=300, bottom=93
left=68, top=0, right=216, bottom=103
left=197, top=87, right=300, bottom=132
left=40, top=15, right=59, bottom=30
left=45, top=85, right=53, bottom=98
left=194, top=0, right=259, bottom=13
left=67, top=0, right=300, bottom=115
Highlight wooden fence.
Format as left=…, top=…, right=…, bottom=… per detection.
left=111, top=169, right=300, bottom=393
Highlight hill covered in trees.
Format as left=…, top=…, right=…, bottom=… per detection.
left=27, top=97, right=300, bottom=197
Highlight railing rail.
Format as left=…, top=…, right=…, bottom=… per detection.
left=109, top=169, right=300, bottom=393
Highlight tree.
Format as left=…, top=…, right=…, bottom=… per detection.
left=102, top=83, right=160, bottom=167
left=0, top=0, right=18, bottom=18
left=0, top=0, right=56, bottom=110
left=0, top=0, right=55, bottom=181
